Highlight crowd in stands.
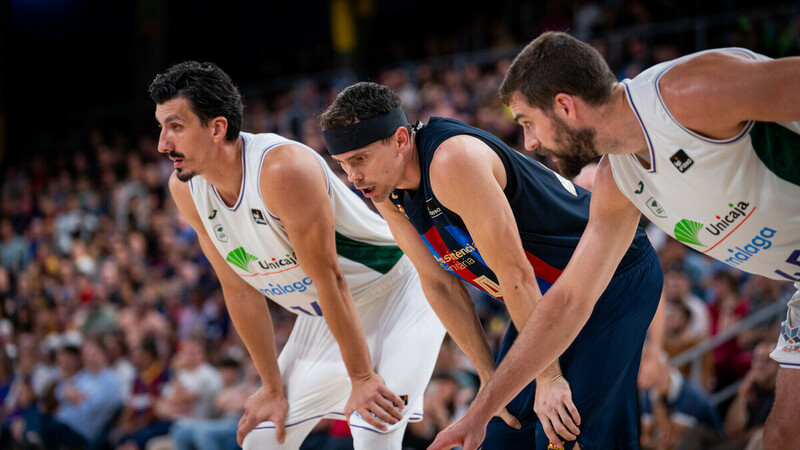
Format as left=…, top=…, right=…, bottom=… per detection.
left=0, top=1, right=798, bottom=449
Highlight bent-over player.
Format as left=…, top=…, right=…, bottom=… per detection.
left=150, top=62, right=445, bottom=450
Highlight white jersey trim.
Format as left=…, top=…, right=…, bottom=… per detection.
left=622, top=81, right=658, bottom=173
left=211, top=136, right=247, bottom=211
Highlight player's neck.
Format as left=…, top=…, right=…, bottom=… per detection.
left=597, top=84, right=650, bottom=157
left=205, top=137, right=244, bottom=206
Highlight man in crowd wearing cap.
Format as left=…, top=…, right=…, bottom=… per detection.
left=319, top=81, right=662, bottom=449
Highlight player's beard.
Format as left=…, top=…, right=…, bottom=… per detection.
left=175, top=168, right=197, bottom=182
left=169, top=151, right=197, bottom=182
left=538, top=115, right=600, bottom=179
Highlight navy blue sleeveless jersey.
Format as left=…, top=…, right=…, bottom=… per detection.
left=388, top=117, right=649, bottom=300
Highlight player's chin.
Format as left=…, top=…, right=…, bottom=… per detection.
left=371, top=190, right=392, bottom=203
left=175, top=168, right=197, bottom=182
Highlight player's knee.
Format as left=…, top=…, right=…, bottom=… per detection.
left=350, top=426, right=404, bottom=450
left=241, top=427, right=284, bottom=450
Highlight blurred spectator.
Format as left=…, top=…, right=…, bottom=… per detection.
left=679, top=341, right=779, bottom=450
left=155, top=337, right=221, bottom=422
left=103, top=331, right=136, bottom=399
left=664, top=268, right=710, bottom=343
left=21, top=340, right=123, bottom=449
left=111, top=338, right=172, bottom=450
left=0, top=219, right=30, bottom=272
left=708, top=271, right=755, bottom=391
left=171, top=357, right=260, bottom=450
left=659, top=238, right=710, bottom=298
left=638, top=348, right=723, bottom=449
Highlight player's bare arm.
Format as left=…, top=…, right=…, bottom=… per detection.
left=429, top=136, right=581, bottom=443
left=260, top=144, right=404, bottom=430
left=374, top=199, right=520, bottom=430
left=429, top=157, right=640, bottom=450
left=660, top=51, right=800, bottom=139
left=168, top=172, right=288, bottom=445
left=373, top=199, right=496, bottom=383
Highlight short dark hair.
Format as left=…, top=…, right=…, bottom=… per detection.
left=498, top=32, right=616, bottom=111
left=138, top=337, right=159, bottom=361
left=318, top=82, right=401, bottom=130
left=148, top=61, right=243, bottom=141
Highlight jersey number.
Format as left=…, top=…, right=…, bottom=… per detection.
left=290, top=301, right=323, bottom=317
left=775, top=250, right=800, bottom=282
left=473, top=275, right=503, bottom=297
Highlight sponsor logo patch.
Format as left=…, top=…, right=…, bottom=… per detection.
left=226, top=247, right=258, bottom=273
left=251, top=209, right=267, bottom=225
left=670, top=149, right=694, bottom=173
left=426, top=198, right=443, bottom=218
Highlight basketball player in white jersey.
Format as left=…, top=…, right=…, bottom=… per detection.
left=429, top=33, right=800, bottom=450
left=149, top=61, right=445, bottom=450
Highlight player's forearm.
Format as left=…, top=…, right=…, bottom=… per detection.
left=224, top=287, right=283, bottom=391
left=421, top=277, right=497, bottom=383
left=316, top=274, right=374, bottom=380
left=497, top=273, right=566, bottom=382
left=469, top=285, right=594, bottom=422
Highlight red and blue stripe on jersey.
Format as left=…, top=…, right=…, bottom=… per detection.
left=391, top=117, right=648, bottom=301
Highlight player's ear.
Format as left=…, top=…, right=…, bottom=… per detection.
left=393, top=125, right=410, bottom=151
left=210, top=116, right=229, bottom=142
left=553, top=93, right=577, bottom=122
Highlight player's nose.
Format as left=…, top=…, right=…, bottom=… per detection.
left=347, top=168, right=362, bottom=183
left=523, top=131, right=541, bottom=151
left=157, top=129, right=173, bottom=154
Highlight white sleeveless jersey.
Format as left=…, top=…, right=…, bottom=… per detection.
left=189, top=132, right=406, bottom=316
left=609, top=48, right=800, bottom=282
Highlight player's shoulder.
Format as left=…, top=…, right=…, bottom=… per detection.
left=260, top=142, right=323, bottom=184
left=432, top=134, right=495, bottom=172
left=659, top=49, right=756, bottom=92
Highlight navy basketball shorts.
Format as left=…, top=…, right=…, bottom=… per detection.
left=482, top=242, right=662, bottom=450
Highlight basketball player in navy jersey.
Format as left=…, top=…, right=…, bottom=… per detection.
left=320, top=81, right=662, bottom=449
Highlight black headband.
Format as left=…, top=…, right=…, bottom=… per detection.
left=322, top=106, right=408, bottom=155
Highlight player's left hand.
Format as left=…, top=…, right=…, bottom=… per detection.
left=534, top=372, right=581, bottom=445
left=345, top=372, right=405, bottom=431
left=427, top=409, right=488, bottom=450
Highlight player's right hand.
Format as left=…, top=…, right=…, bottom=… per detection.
left=428, top=409, right=488, bottom=450
left=237, top=386, right=288, bottom=446
left=345, top=372, right=404, bottom=431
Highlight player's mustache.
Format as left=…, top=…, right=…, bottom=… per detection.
left=168, top=151, right=186, bottom=159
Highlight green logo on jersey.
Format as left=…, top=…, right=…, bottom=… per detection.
left=208, top=209, right=217, bottom=219
left=226, top=247, right=258, bottom=273
left=213, top=224, right=228, bottom=243
left=674, top=219, right=705, bottom=246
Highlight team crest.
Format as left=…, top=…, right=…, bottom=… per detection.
left=251, top=209, right=267, bottom=225
left=213, top=224, right=228, bottom=242
left=646, top=197, right=667, bottom=218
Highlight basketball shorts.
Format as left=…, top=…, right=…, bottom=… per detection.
left=242, top=256, right=445, bottom=449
